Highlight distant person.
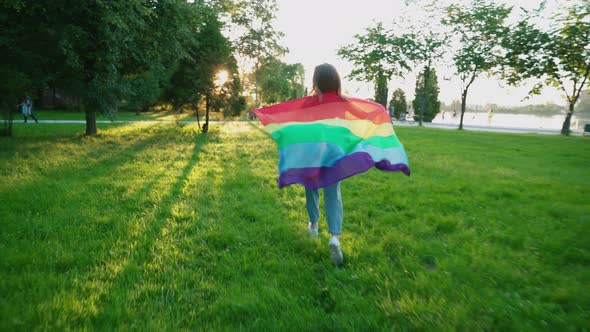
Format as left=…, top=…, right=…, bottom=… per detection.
left=488, top=109, right=494, bottom=126
left=402, top=110, right=409, bottom=122
left=248, top=111, right=257, bottom=120
left=441, top=111, right=445, bottom=120
left=452, top=110, right=457, bottom=118
left=19, top=96, right=38, bottom=123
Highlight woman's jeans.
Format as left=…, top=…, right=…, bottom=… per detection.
left=305, top=182, right=342, bottom=235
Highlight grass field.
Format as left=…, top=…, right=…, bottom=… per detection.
left=1, top=122, right=589, bottom=330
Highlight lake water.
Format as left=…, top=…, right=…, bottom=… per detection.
left=430, top=112, right=589, bottom=132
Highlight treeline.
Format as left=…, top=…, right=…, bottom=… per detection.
left=0, top=0, right=302, bottom=136
left=337, top=0, right=590, bottom=135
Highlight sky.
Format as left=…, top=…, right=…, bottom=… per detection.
left=272, top=0, right=567, bottom=107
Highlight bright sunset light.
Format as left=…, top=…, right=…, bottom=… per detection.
left=215, top=70, right=229, bottom=87
left=275, top=0, right=565, bottom=106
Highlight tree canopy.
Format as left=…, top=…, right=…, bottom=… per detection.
left=256, top=57, right=304, bottom=105
left=412, top=67, right=441, bottom=123
left=389, top=88, right=408, bottom=120
left=228, top=0, right=286, bottom=106
left=338, top=22, right=416, bottom=108
left=443, top=0, right=512, bottom=130
left=0, top=0, right=243, bottom=136
left=502, top=1, right=590, bottom=134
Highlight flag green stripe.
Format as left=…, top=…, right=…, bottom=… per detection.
left=272, top=124, right=402, bottom=150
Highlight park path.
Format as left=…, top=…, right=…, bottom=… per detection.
left=392, top=121, right=572, bottom=135
left=12, top=119, right=583, bottom=135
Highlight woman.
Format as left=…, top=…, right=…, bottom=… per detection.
left=305, top=64, right=345, bottom=266
left=253, top=64, right=410, bottom=266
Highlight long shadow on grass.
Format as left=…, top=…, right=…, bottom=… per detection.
left=0, top=125, right=180, bottom=235
left=0, top=123, right=162, bottom=196
left=85, top=129, right=214, bottom=327
left=0, top=125, right=210, bottom=329
left=5, top=126, right=206, bottom=329
left=0, top=127, right=200, bottom=278
left=87, top=123, right=325, bottom=329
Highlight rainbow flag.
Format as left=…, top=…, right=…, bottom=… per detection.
left=253, top=92, right=410, bottom=189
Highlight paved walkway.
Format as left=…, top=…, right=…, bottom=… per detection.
left=392, top=121, right=573, bottom=135
left=11, top=119, right=584, bottom=135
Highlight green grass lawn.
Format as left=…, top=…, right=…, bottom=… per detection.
left=1, top=123, right=589, bottom=330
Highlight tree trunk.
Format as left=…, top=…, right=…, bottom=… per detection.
left=254, top=62, right=259, bottom=107
left=83, top=100, right=97, bottom=135
left=561, top=101, right=574, bottom=135
left=419, top=66, right=431, bottom=127
left=0, top=106, right=14, bottom=137
left=203, top=93, right=210, bottom=134
left=459, top=90, right=467, bottom=130
left=419, top=94, right=426, bottom=127
left=193, top=102, right=201, bottom=131
left=374, top=72, right=388, bottom=108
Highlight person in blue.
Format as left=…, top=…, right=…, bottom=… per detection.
left=306, top=64, right=344, bottom=266
left=19, top=96, right=38, bottom=123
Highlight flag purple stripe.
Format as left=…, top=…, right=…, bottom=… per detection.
left=278, top=151, right=411, bottom=189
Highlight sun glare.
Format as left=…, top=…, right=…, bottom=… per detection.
left=215, top=70, right=229, bottom=87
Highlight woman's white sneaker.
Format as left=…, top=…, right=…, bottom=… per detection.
left=308, top=222, right=319, bottom=237
left=328, top=236, right=343, bottom=266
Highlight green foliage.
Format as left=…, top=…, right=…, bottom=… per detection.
left=0, top=68, right=29, bottom=136
left=161, top=7, right=235, bottom=112
left=412, top=67, right=441, bottom=122
left=389, top=88, right=407, bottom=120
left=0, top=1, right=227, bottom=135
left=338, top=22, right=417, bottom=107
left=123, top=71, right=168, bottom=112
left=502, top=1, right=590, bottom=134
left=219, top=74, right=247, bottom=117
left=374, top=74, right=388, bottom=108
left=0, top=1, right=45, bottom=135
left=257, top=58, right=305, bottom=105
left=444, top=0, right=511, bottom=129
left=338, top=23, right=415, bottom=83
left=1, top=123, right=589, bottom=330
left=231, top=0, right=286, bottom=61
left=228, top=0, right=286, bottom=106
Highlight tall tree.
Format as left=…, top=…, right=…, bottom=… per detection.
left=1, top=1, right=198, bottom=135
left=162, top=7, right=234, bottom=114
left=401, top=1, right=448, bottom=125
left=338, top=22, right=416, bottom=108
left=502, top=1, right=590, bottom=135
left=0, top=1, right=52, bottom=136
left=410, top=31, right=446, bottom=125
left=58, top=1, right=195, bottom=135
left=230, top=0, right=286, bottom=107
left=412, top=67, right=441, bottom=122
left=389, top=88, right=407, bottom=120
left=256, top=57, right=304, bottom=104
left=443, top=0, right=511, bottom=130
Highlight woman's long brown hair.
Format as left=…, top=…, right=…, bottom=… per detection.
left=312, top=63, right=342, bottom=98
